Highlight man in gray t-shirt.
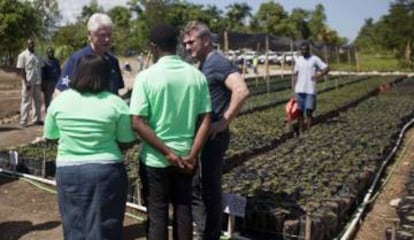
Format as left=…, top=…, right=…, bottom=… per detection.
left=183, top=21, right=250, bottom=239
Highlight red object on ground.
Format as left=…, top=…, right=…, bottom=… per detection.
left=285, top=97, right=299, bottom=121
left=379, top=84, right=390, bottom=93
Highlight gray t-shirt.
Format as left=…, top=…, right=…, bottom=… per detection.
left=199, top=51, right=238, bottom=122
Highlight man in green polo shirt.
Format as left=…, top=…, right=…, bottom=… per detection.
left=129, top=24, right=211, bottom=240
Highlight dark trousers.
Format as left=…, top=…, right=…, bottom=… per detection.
left=139, top=161, right=193, bottom=240
left=56, top=163, right=128, bottom=240
left=41, top=81, right=56, bottom=111
left=192, top=131, right=230, bottom=240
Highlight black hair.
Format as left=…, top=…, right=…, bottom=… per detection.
left=300, top=41, right=310, bottom=49
left=70, top=54, right=110, bottom=94
left=150, top=24, right=178, bottom=52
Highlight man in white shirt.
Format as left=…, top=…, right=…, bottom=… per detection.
left=16, top=38, right=44, bottom=128
left=293, top=42, right=329, bottom=133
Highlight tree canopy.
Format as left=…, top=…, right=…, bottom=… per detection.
left=355, top=0, right=414, bottom=66
left=0, top=0, right=43, bottom=64
left=5, top=0, right=409, bottom=66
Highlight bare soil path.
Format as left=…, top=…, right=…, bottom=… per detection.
left=354, top=128, right=414, bottom=240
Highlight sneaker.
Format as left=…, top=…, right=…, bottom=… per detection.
left=20, top=123, right=27, bottom=128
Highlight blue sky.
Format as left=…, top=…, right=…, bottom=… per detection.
left=58, top=0, right=394, bottom=42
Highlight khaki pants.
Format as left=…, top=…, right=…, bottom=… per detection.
left=20, top=83, right=42, bottom=125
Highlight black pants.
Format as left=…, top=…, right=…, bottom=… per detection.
left=41, top=80, right=56, bottom=111
left=192, top=131, right=230, bottom=240
left=140, top=161, right=193, bottom=240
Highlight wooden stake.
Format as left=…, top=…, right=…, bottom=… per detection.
left=324, top=45, right=329, bottom=65
left=336, top=46, right=340, bottom=64
left=226, top=215, right=235, bottom=238
left=255, top=42, right=260, bottom=87
left=224, top=31, right=229, bottom=54
left=305, top=214, right=312, bottom=240
left=136, top=181, right=142, bottom=206
left=354, top=46, right=360, bottom=72
left=42, top=143, right=46, bottom=178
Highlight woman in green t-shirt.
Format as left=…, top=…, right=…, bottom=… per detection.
left=44, top=54, right=136, bottom=240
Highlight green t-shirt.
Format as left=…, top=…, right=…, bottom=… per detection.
left=43, top=89, right=136, bottom=166
left=130, top=55, right=211, bottom=168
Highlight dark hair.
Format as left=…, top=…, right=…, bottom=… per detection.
left=300, top=41, right=310, bottom=49
left=150, top=24, right=178, bottom=52
left=70, top=54, right=110, bottom=93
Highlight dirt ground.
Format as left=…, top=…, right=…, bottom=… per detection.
left=354, top=129, right=414, bottom=240
left=1, top=69, right=414, bottom=239
left=3, top=117, right=414, bottom=240
left=0, top=68, right=147, bottom=240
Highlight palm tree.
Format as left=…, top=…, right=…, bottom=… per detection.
left=225, top=2, right=252, bottom=32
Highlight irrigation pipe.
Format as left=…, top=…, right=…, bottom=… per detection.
left=367, top=137, right=412, bottom=205
left=0, top=167, right=148, bottom=213
left=337, top=117, right=414, bottom=240
left=0, top=171, right=57, bottom=194
left=0, top=169, right=201, bottom=233
left=0, top=168, right=56, bottom=186
left=0, top=165, right=235, bottom=237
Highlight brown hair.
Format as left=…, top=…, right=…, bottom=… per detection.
left=183, top=21, right=212, bottom=44
left=70, top=54, right=110, bottom=93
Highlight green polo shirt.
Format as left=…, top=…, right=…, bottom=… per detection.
left=43, top=89, right=136, bottom=166
left=130, top=55, right=211, bottom=168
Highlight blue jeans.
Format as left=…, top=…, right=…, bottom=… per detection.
left=192, top=130, right=230, bottom=240
left=139, top=161, right=193, bottom=240
left=56, top=162, right=127, bottom=240
left=295, top=93, right=316, bottom=111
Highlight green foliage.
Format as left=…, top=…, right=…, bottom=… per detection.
left=31, top=0, right=60, bottom=40
left=331, top=52, right=406, bottom=72
left=166, top=2, right=205, bottom=28
left=51, top=23, right=87, bottom=53
left=355, top=0, right=414, bottom=67
left=251, top=1, right=288, bottom=35
left=224, top=2, right=252, bottom=32
left=79, top=0, right=104, bottom=24
left=354, top=18, right=383, bottom=53
left=138, top=0, right=171, bottom=30
left=45, top=1, right=351, bottom=59
left=108, top=6, right=134, bottom=55
left=0, top=0, right=42, bottom=64
left=222, top=78, right=414, bottom=236
left=203, top=5, right=225, bottom=33
left=55, top=45, right=74, bottom=63
left=289, top=8, right=311, bottom=39
left=308, top=3, right=326, bottom=41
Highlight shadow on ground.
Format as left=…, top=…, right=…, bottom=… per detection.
left=0, top=221, right=61, bottom=240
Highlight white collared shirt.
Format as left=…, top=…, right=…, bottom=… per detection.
left=16, top=49, right=44, bottom=85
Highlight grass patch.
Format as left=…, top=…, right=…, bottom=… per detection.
left=331, top=52, right=410, bottom=72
